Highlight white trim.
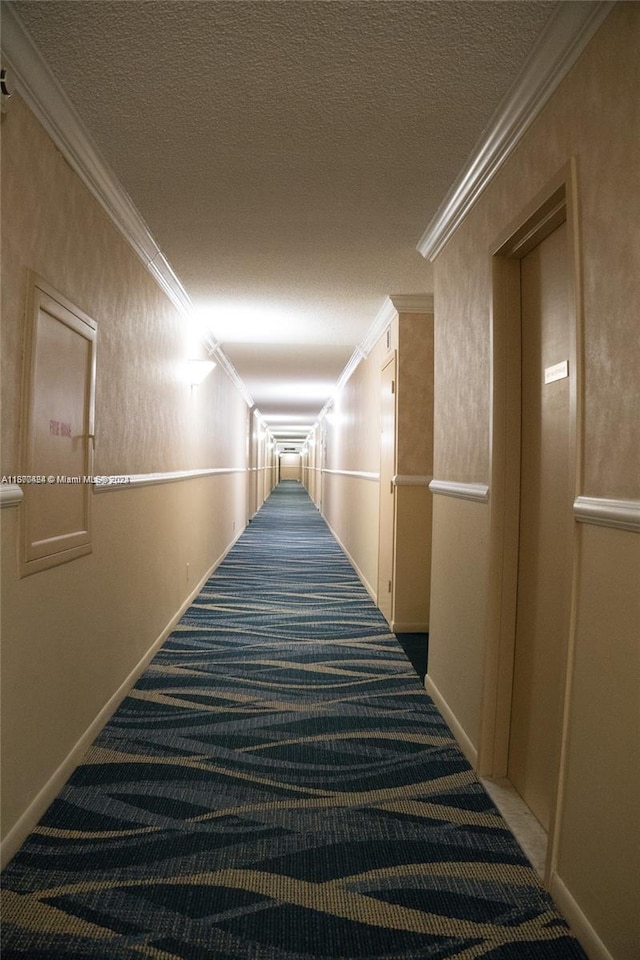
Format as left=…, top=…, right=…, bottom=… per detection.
left=550, top=873, right=615, bottom=960
left=388, top=294, right=434, bottom=316
left=209, top=345, right=255, bottom=409
left=322, top=516, right=377, bottom=603
left=322, top=469, right=379, bottom=481
left=333, top=347, right=366, bottom=396
left=1, top=6, right=255, bottom=412
left=429, top=479, right=489, bottom=503
left=0, top=526, right=243, bottom=870
left=573, top=496, right=640, bottom=533
left=92, top=467, right=246, bottom=493
left=0, top=484, right=23, bottom=508
left=417, top=2, right=614, bottom=261
left=329, top=294, right=435, bottom=404
left=393, top=475, right=433, bottom=487
left=362, top=294, right=434, bottom=357
left=425, top=674, right=478, bottom=768
left=0, top=6, right=187, bottom=317
left=361, top=298, right=396, bottom=357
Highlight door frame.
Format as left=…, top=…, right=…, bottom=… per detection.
left=377, top=352, right=397, bottom=624
left=479, top=161, right=583, bottom=878
left=20, top=273, right=97, bottom=576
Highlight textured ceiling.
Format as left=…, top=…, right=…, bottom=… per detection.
left=10, top=0, right=559, bottom=438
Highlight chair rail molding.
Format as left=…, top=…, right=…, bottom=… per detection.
left=417, top=1, right=614, bottom=261
left=0, top=484, right=24, bottom=508
left=573, top=496, right=640, bottom=533
left=429, top=479, right=490, bottom=503
left=322, top=469, right=380, bottom=482
left=393, top=475, right=433, bottom=487
left=92, top=468, right=247, bottom=493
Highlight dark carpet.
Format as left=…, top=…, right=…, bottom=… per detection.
left=1, top=482, right=587, bottom=959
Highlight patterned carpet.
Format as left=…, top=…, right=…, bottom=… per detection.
left=1, top=482, right=588, bottom=960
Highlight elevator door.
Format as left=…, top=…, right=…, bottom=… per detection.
left=508, top=220, right=572, bottom=832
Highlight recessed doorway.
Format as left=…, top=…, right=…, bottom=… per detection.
left=482, top=165, right=580, bottom=878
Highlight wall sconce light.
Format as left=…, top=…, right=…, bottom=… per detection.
left=187, top=359, right=216, bottom=386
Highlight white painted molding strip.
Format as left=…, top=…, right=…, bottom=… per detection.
left=393, top=475, right=433, bottom=487
left=322, top=469, right=379, bottom=481
left=361, top=294, right=435, bottom=359
left=429, top=479, right=489, bottom=503
left=208, top=346, right=255, bottom=409
left=425, top=675, right=478, bottom=768
left=417, top=2, right=614, bottom=261
left=388, top=294, right=435, bottom=316
left=1, top=5, right=256, bottom=413
left=92, top=468, right=246, bottom=493
left=317, top=294, right=435, bottom=431
left=549, top=874, right=616, bottom=960
left=0, top=4, right=190, bottom=318
left=0, top=528, right=242, bottom=870
left=0, top=484, right=23, bottom=508
left=573, top=496, right=640, bottom=533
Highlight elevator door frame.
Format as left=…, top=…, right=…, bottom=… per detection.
left=480, top=161, right=582, bottom=881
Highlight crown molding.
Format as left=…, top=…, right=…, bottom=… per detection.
left=1, top=3, right=255, bottom=409
left=364, top=294, right=434, bottom=353
left=417, top=1, right=614, bottom=261
left=388, top=294, right=434, bottom=316
left=315, top=291, right=434, bottom=432
left=208, top=344, right=255, bottom=408
left=1, top=4, right=179, bottom=302
left=360, top=298, right=395, bottom=358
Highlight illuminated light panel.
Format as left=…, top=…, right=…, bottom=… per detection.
left=193, top=302, right=301, bottom=343
left=264, top=413, right=315, bottom=423
left=255, top=381, right=336, bottom=401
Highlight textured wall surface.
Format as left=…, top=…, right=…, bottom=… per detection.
left=0, top=96, right=250, bottom=846
left=1, top=97, right=249, bottom=477
left=397, top=313, right=433, bottom=477
left=10, top=1, right=557, bottom=359
left=429, top=8, right=639, bottom=959
left=433, top=3, right=640, bottom=495
left=320, top=327, right=391, bottom=595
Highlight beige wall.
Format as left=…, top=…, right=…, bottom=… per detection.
left=1, top=97, right=251, bottom=852
left=316, top=306, right=434, bottom=629
left=247, top=412, right=277, bottom=517
left=393, top=311, right=433, bottom=631
left=428, top=6, right=639, bottom=958
left=279, top=453, right=301, bottom=481
left=320, top=328, right=389, bottom=596
left=555, top=523, right=639, bottom=958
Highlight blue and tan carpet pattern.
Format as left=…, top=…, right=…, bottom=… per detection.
left=1, top=482, right=587, bottom=959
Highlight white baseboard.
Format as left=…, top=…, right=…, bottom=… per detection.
left=425, top=673, right=478, bottom=767
left=0, top=528, right=244, bottom=870
left=321, top=518, right=377, bottom=604
left=550, top=873, right=615, bottom=960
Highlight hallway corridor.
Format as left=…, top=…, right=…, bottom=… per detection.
left=1, top=483, right=587, bottom=960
